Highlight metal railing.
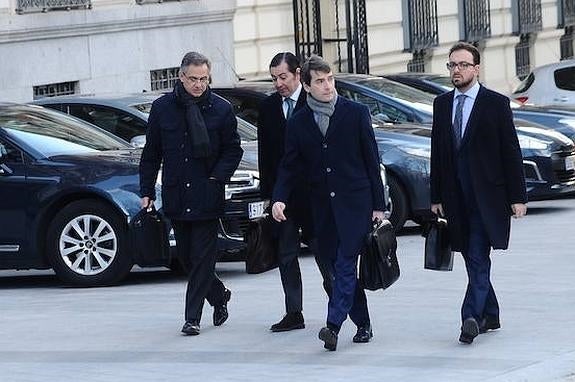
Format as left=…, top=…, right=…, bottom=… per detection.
left=33, top=81, right=78, bottom=100
left=16, top=0, right=90, bottom=14
left=560, top=26, right=574, bottom=60
left=462, top=0, right=491, bottom=42
left=515, top=34, right=531, bottom=80
left=403, top=0, right=439, bottom=51
left=512, top=0, right=542, bottom=35
left=559, top=0, right=575, bottom=27
left=407, top=50, right=426, bottom=72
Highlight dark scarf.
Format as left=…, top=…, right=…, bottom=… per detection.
left=174, top=80, right=211, bottom=158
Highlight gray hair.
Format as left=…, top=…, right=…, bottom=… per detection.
left=301, top=55, right=332, bottom=85
left=180, top=51, right=211, bottom=73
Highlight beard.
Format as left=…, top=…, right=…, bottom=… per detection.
left=451, top=75, right=474, bottom=90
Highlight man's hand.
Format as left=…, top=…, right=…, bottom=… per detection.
left=511, top=203, right=527, bottom=218
left=141, top=197, right=154, bottom=210
left=372, top=210, right=385, bottom=222
left=272, top=202, right=287, bottom=222
left=431, top=203, right=444, bottom=217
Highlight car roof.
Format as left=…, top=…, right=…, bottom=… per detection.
left=32, top=93, right=165, bottom=109
left=531, top=59, right=575, bottom=73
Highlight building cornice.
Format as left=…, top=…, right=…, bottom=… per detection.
left=0, top=7, right=235, bottom=43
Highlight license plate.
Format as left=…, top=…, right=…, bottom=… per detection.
left=248, top=201, right=266, bottom=219
left=566, top=155, right=575, bottom=171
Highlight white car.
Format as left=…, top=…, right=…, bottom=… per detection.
left=512, top=59, right=575, bottom=107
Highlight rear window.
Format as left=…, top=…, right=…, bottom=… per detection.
left=554, top=67, right=575, bottom=91
left=513, top=73, right=535, bottom=93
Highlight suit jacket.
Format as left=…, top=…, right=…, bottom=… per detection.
left=273, top=96, right=385, bottom=258
left=257, top=90, right=311, bottom=231
left=139, top=90, right=243, bottom=221
left=430, top=85, right=527, bottom=251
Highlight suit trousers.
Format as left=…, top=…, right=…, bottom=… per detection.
left=324, top=244, right=370, bottom=330
left=277, top=219, right=333, bottom=313
left=172, top=219, right=227, bottom=322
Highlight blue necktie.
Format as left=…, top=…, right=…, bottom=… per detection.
left=453, top=94, right=467, bottom=148
left=285, top=98, right=294, bottom=120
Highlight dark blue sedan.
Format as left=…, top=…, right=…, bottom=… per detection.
left=0, top=104, right=171, bottom=286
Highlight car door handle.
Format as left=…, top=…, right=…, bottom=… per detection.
left=553, top=97, right=569, bottom=102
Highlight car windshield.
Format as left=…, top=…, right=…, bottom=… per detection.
left=353, top=77, right=435, bottom=113
left=0, top=106, right=130, bottom=157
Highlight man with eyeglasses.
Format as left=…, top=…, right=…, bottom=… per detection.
left=430, top=42, right=527, bottom=344
left=139, top=51, right=243, bottom=336
left=257, top=52, right=332, bottom=333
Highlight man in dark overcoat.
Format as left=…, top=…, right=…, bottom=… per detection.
left=430, top=42, right=527, bottom=344
left=272, top=55, right=386, bottom=351
left=258, top=52, right=331, bottom=332
left=139, top=51, right=243, bottom=336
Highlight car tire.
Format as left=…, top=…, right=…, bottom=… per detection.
left=46, top=199, right=133, bottom=286
left=387, top=175, right=409, bottom=232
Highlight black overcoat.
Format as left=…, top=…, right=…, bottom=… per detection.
left=430, top=85, right=527, bottom=251
left=139, top=90, right=243, bottom=221
left=273, top=96, right=385, bottom=259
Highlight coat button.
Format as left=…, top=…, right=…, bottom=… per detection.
left=185, top=208, right=191, bottom=213
left=180, top=144, right=184, bottom=149
left=184, top=158, right=189, bottom=162
left=330, top=192, right=335, bottom=197
left=326, top=167, right=332, bottom=173
left=322, top=143, right=328, bottom=149
left=186, top=183, right=191, bottom=188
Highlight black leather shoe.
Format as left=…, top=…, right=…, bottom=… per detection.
left=270, top=312, right=305, bottom=332
left=181, top=320, right=200, bottom=336
left=213, top=289, right=231, bottom=326
left=318, top=327, right=338, bottom=351
left=479, top=316, right=501, bottom=334
left=352, top=324, right=373, bottom=343
left=459, top=317, right=480, bottom=344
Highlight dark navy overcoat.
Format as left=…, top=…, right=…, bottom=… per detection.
left=273, top=96, right=385, bottom=259
left=430, top=86, right=527, bottom=251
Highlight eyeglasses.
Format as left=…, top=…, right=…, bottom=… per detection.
left=181, top=74, right=210, bottom=85
left=446, top=61, right=476, bottom=71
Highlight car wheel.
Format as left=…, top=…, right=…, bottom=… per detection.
left=46, top=200, right=133, bottom=286
left=387, top=175, right=409, bottom=232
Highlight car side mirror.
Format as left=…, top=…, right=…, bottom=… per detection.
left=130, top=135, right=146, bottom=148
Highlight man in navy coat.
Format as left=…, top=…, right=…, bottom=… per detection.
left=258, top=52, right=331, bottom=332
left=272, top=55, right=386, bottom=351
left=139, top=52, right=243, bottom=336
left=430, top=42, right=527, bottom=344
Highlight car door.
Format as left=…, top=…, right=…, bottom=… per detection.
left=0, top=137, right=28, bottom=258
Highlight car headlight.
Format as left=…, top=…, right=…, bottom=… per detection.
left=225, top=170, right=260, bottom=200
left=517, top=135, right=550, bottom=150
left=399, top=146, right=431, bottom=158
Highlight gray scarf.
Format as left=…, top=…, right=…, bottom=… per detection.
left=306, top=93, right=338, bottom=136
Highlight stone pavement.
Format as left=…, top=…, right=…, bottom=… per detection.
left=0, top=198, right=574, bottom=382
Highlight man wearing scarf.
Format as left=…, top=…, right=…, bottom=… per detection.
left=272, top=55, right=386, bottom=351
left=139, top=52, right=243, bottom=336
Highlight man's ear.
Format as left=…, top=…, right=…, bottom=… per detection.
left=303, top=82, right=311, bottom=93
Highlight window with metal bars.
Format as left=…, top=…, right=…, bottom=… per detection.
left=558, top=0, right=575, bottom=28
left=16, top=0, right=91, bottom=14
left=512, top=0, right=542, bottom=35
left=460, top=0, right=491, bottom=42
left=407, top=50, right=427, bottom=72
left=560, top=26, right=574, bottom=60
left=515, top=34, right=531, bottom=80
left=150, top=68, right=179, bottom=91
left=402, top=0, right=439, bottom=52
left=33, top=81, right=78, bottom=100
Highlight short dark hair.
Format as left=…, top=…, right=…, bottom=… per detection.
left=180, top=51, right=211, bottom=73
left=269, top=52, right=300, bottom=74
left=301, top=55, right=332, bottom=85
left=449, top=42, right=481, bottom=65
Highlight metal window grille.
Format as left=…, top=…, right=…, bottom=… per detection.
left=560, top=26, right=574, bottom=60
left=293, top=0, right=323, bottom=60
left=515, top=34, right=531, bottom=80
left=137, top=0, right=195, bottom=4
left=16, top=0, right=91, bottom=14
left=461, top=0, right=491, bottom=42
left=407, top=50, right=427, bottom=72
left=403, top=0, right=439, bottom=52
left=558, top=0, right=575, bottom=27
left=150, top=68, right=179, bottom=91
left=512, top=0, right=542, bottom=35
left=33, top=81, right=77, bottom=100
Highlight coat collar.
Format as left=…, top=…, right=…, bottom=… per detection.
left=458, top=84, right=486, bottom=149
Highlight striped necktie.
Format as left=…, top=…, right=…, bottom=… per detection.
left=285, top=98, right=294, bottom=120
left=453, top=94, right=466, bottom=148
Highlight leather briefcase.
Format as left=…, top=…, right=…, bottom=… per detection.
left=359, top=219, right=400, bottom=291
left=422, top=217, right=453, bottom=271
left=244, top=215, right=278, bottom=274
left=130, top=207, right=170, bottom=266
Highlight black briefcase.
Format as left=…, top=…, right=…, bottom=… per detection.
left=130, top=207, right=170, bottom=266
left=422, top=217, right=453, bottom=271
left=244, top=216, right=278, bottom=274
left=359, top=219, right=400, bottom=291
